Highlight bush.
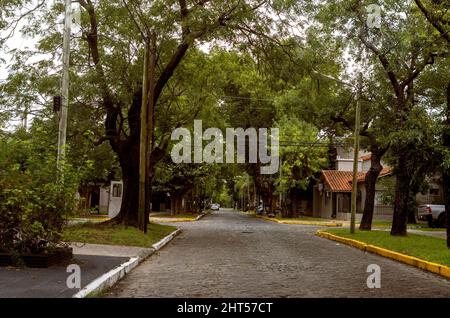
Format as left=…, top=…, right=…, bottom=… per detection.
left=0, top=131, right=80, bottom=255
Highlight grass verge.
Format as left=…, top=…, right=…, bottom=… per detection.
left=325, top=228, right=450, bottom=267
left=63, top=222, right=177, bottom=248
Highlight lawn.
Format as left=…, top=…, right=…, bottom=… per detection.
left=63, top=222, right=177, bottom=247
left=370, top=220, right=393, bottom=228
left=325, top=228, right=450, bottom=267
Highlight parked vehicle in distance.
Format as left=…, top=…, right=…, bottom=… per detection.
left=418, top=204, right=447, bottom=228
left=210, top=203, right=220, bottom=211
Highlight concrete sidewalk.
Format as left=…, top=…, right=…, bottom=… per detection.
left=70, top=242, right=153, bottom=259
left=404, top=229, right=446, bottom=239
left=367, top=228, right=447, bottom=239
left=0, top=243, right=152, bottom=298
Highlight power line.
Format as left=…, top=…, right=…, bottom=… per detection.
left=218, top=95, right=275, bottom=102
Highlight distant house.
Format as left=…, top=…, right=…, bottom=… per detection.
left=78, top=181, right=123, bottom=218
left=313, top=167, right=393, bottom=221
left=312, top=147, right=443, bottom=221
left=313, top=147, right=393, bottom=221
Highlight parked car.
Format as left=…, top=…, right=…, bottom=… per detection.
left=417, top=204, right=447, bottom=228
left=210, top=203, right=220, bottom=211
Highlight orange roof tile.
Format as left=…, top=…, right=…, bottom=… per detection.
left=322, top=167, right=393, bottom=192
left=322, top=170, right=366, bottom=192
left=356, top=167, right=392, bottom=182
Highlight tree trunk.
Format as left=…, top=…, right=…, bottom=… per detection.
left=114, top=143, right=140, bottom=226
left=443, top=170, right=450, bottom=248
left=391, top=155, right=410, bottom=236
left=444, top=79, right=450, bottom=248
left=359, top=150, right=384, bottom=230
left=407, top=191, right=417, bottom=224
left=171, top=194, right=178, bottom=215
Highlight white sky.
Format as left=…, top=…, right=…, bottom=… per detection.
left=0, top=1, right=361, bottom=131
left=0, top=35, right=37, bottom=79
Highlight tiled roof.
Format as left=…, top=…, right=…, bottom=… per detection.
left=322, top=168, right=392, bottom=192
left=356, top=167, right=392, bottom=182
left=322, top=170, right=366, bottom=192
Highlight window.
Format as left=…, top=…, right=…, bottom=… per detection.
left=112, top=184, right=122, bottom=198
left=429, top=188, right=440, bottom=196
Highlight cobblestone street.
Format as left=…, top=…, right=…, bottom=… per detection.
left=106, top=209, right=450, bottom=298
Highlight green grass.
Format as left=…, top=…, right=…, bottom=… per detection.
left=63, top=222, right=177, bottom=247
left=325, top=228, right=450, bottom=267
left=370, top=220, right=393, bottom=228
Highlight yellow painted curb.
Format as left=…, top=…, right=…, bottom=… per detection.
left=280, top=220, right=343, bottom=227
left=150, top=217, right=196, bottom=223
left=316, top=230, right=450, bottom=280
left=255, top=215, right=279, bottom=223
left=255, top=215, right=343, bottom=227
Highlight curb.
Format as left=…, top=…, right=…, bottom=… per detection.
left=150, top=217, right=196, bottom=223
left=152, top=229, right=182, bottom=251
left=316, top=230, right=450, bottom=280
left=254, top=215, right=343, bottom=227
left=195, top=211, right=211, bottom=221
left=72, top=229, right=181, bottom=298
left=150, top=212, right=210, bottom=223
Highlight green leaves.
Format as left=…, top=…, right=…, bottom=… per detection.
left=0, top=129, right=80, bottom=254
left=275, top=116, right=328, bottom=194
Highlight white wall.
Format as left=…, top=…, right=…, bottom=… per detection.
left=108, top=181, right=123, bottom=218
left=99, top=187, right=109, bottom=213
left=336, top=159, right=363, bottom=171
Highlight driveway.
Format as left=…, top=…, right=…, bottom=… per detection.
left=106, top=209, right=450, bottom=298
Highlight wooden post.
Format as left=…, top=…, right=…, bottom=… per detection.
left=138, top=41, right=150, bottom=232
left=145, top=33, right=157, bottom=233
left=351, top=78, right=362, bottom=234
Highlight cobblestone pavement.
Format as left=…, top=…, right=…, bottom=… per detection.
left=106, top=209, right=450, bottom=298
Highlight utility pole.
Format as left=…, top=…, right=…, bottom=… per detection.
left=247, top=174, right=251, bottom=210
left=279, top=157, right=282, bottom=209
left=57, top=0, right=72, bottom=172
left=138, top=40, right=150, bottom=232
left=138, top=33, right=156, bottom=233
left=350, top=75, right=362, bottom=234
left=145, top=33, right=157, bottom=233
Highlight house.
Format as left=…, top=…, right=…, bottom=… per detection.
left=77, top=181, right=123, bottom=218
left=313, top=148, right=393, bottom=221
left=313, top=147, right=444, bottom=221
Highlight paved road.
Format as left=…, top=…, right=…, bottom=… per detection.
left=106, top=209, right=450, bottom=298
left=0, top=255, right=128, bottom=298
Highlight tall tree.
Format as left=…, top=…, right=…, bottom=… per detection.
left=1, top=0, right=304, bottom=226
left=414, top=0, right=450, bottom=246
left=353, top=0, right=446, bottom=236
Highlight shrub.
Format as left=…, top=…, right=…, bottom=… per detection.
left=0, top=131, right=80, bottom=255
